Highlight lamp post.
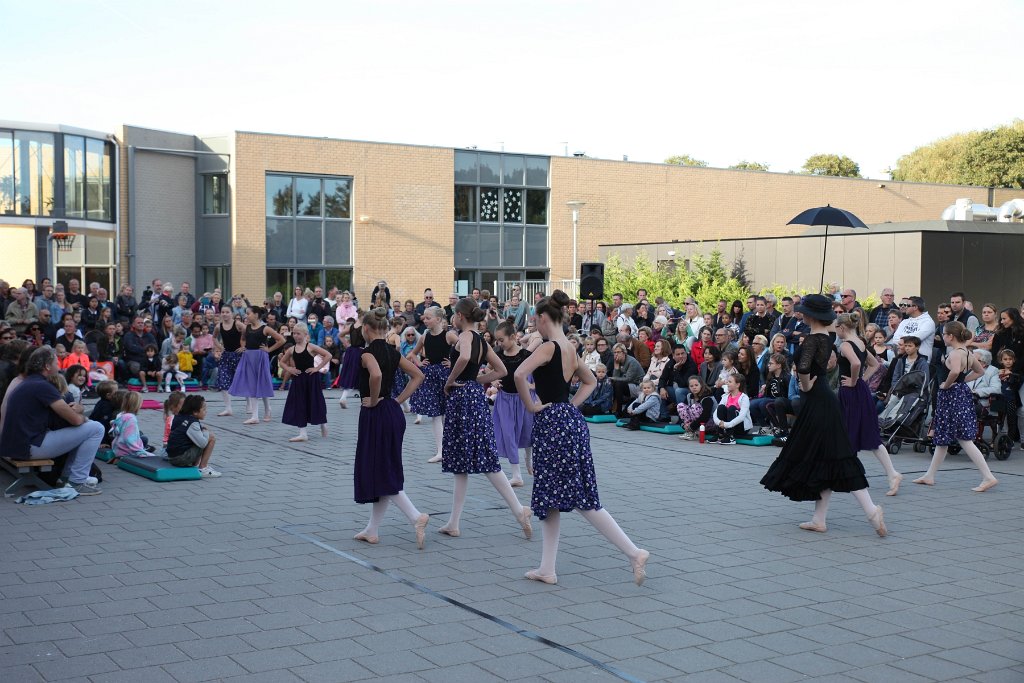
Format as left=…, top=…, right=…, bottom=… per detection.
left=566, top=200, right=585, bottom=295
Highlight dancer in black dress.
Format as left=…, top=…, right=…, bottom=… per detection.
left=437, top=297, right=533, bottom=539
left=515, top=290, right=650, bottom=586
left=352, top=308, right=430, bottom=547
left=913, top=321, right=999, bottom=492
left=835, top=313, right=904, bottom=495
left=761, top=295, right=888, bottom=536
left=214, top=308, right=245, bottom=417
left=279, top=322, right=332, bottom=442
left=409, top=307, right=457, bottom=462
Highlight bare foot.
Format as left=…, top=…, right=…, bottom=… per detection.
left=798, top=521, right=827, bottom=533
left=886, top=473, right=903, bottom=496
left=912, top=477, right=935, bottom=486
left=972, top=478, right=998, bottom=493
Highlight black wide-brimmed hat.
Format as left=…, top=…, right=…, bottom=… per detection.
left=795, top=294, right=836, bottom=322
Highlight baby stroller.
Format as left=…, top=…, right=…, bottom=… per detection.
left=975, top=393, right=1014, bottom=461
left=879, top=370, right=931, bottom=454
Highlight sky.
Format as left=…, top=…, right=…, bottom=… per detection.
left=3, top=0, right=1022, bottom=179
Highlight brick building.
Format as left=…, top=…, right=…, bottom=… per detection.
left=3, top=120, right=1020, bottom=306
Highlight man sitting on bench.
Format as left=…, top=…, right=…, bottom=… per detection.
left=0, top=346, right=104, bottom=495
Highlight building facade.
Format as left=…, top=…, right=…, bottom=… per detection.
left=3, top=120, right=1020, bottom=306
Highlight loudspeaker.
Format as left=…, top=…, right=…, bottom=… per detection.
left=579, top=262, right=604, bottom=300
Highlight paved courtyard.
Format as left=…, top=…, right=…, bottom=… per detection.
left=2, top=390, right=1023, bottom=683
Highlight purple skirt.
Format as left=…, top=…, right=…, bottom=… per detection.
left=337, top=347, right=363, bottom=390
left=215, top=351, right=240, bottom=391
left=282, top=372, right=327, bottom=428
left=492, top=390, right=533, bottom=463
left=229, top=350, right=274, bottom=398
left=354, top=398, right=406, bottom=504
left=838, top=379, right=883, bottom=452
left=530, top=402, right=601, bottom=520
left=442, top=381, right=501, bottom=474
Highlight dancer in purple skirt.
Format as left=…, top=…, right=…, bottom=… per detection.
left=352, top=308, right=429, bottom=548
left=229, top=307, right=285, bottom=425
left=409, top=307, right=456, bottom=462
left=835, top=313, right=904, bottom=496
left=492, top=321, right=533, bottom=487
left=337, top=315, right=364, bottom=409
left=914, top=321, right=999, bottom=492
left=437, top=297, right=533, bottom=540
left=214, top=307, right=245, bottom=417
left=515, top=290, right=649, bottom=586
left=279, top=322, right=332, bottom=442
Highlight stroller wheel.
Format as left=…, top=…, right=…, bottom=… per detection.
left=887, top=440, right=902, bottom=455
left=913, top=442, right=926, bottom=453
left=996, top=435, right=1013, bottom=460
left=948, top=442, right=962, bottom=455
left=975, top=441, right=991, bottom=459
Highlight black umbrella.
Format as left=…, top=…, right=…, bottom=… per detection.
left=787, top=204, right=869, bottom=292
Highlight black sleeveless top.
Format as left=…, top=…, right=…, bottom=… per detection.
left=837, top=341, right=867, bottom=379
left=450, top=331, right=485, bottom=382
left=533, top=342, right=571, bottom=404
left=220, top=322, right=241, bottom=352
left=244, top=324, right=266, bottom=350
left=349, top=324, right=364, bottom=348
left=423, top=330, right=449, bottom=364
left=947, top=348, right=971, bottom=384
left=292, top=344, right=314, bottom=372
left=358, top=339, right=399, bottom=399
left=499, top=348, right=531, bottom=393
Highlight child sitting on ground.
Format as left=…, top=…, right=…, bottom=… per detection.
left=162, top=352, right=188, bottom=393
left=111, top=392, right=150, bottom=461
left=63, top=364, right=88, bottom=403
left=89, top=380, right=120, bottom=446
left=166, top=395, right=221, bottom=477
left=163, top=391, right=186, bottom=448
left=714, top=374, right=752, bottom=445
left=60, top=340, right=91, bottom=372
left=580, top=363, right=614, bottom=416
left=678, top=376, right=718, bottom=440
left=625, top=380, right=661, bottom=430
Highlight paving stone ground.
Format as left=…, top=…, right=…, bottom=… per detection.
left=2, top=390, right=1023, bottom=683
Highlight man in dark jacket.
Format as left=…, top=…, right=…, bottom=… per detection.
left=658, top=345, right=697, bottom=418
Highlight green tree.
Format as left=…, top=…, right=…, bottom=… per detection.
left=891, top=120, right=1024, bottom=188
left=729, top=160, right=770, bottom=171
left=730, top=251, right=752, bottom=289
left=603, top=248, right=749, bottom=314
left=664, top=154, right=708, bottom=167
left=801, top=154, right=861, bottom=178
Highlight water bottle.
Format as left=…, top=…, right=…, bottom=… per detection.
left=698, top=424, right=705, bottom=444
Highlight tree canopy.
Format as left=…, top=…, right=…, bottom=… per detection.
left=801, top=154, right=861, bottom=178
left=664, top=154, right=708, bottom=167
left=729, top=161, right=770, bottom=172
left=891, top=120, right=1024, bottom=188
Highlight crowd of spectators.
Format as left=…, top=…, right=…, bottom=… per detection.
left=2, top=274, right=1023, bottom=496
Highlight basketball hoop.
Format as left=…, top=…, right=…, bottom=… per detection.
left=51, top=232, right=76, bottom=252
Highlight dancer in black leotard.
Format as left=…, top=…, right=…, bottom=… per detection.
left=215, top=307, right=246, bottom=417
left=229, top=307, right=285, bottom=425
left=279, top=322, right=332, bottom=442
left=409, top=307, right=456, bottom=462
left=515, top=290, right=650, bottom=586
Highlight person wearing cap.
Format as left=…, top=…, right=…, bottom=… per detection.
left=761, top=294, right=888, bottom=538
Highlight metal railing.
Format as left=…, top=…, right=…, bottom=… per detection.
left=491, top=279, right=579, bottom=303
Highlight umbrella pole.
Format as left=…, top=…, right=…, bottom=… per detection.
left=819, top=224, right=829, bottom=293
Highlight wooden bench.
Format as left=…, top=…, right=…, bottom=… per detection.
left=0, top=458, right=55, bottom=498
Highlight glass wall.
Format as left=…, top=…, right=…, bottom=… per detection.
left=55, top=234, right=114, bottom=293
left=0, top=128, right=114, bottom=221
left=454, top=151, right=549, bottom=289
left=203, top=174, right=227, bottom=215
left=265, top=174, right=353, bottom=297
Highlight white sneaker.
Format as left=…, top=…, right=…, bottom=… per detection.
left=199, top=466, right=222, bottom=478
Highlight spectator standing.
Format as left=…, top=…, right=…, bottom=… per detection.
left=870, top=288, right=898, bottom=328
left=891, top=296, right=937, bottom=361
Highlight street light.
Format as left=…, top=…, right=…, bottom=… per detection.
left=566, top=201, right=586, bottom=292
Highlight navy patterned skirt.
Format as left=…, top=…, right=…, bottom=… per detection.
left=410, top=363, right=449, bottom=417
left=215, top=351, right=240, bottom=392
left=337, top=347, right=363, bottom=390
left=932, top=382, right=977, bottom=446
left=354, top=398, right=406, bottom=504
left=530, top=402, right=602, bottom=520
left=391, top=366, right=408, bottom=399
left=442, top=381, right=501, bottom=474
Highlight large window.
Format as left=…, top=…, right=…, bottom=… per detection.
left=454, top=151, right=549, bottom=273
left=265, top=174, right=353, bottom=297
left=203, top=174, right=227, bottom=215
left=62, top=134, right=114, bottom=221
left=55, top=234, right=114, bottom=293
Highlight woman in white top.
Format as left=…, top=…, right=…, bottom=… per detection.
left=287, top=286, right=308, bottom=319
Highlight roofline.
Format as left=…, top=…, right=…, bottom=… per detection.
left=0, top=120, right=114, bottom=140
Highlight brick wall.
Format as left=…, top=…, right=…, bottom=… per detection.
left=232, top=133, right=453, bottom=303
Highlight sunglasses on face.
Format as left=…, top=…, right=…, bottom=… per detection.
left=899, top=303, right=909, bottom=308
